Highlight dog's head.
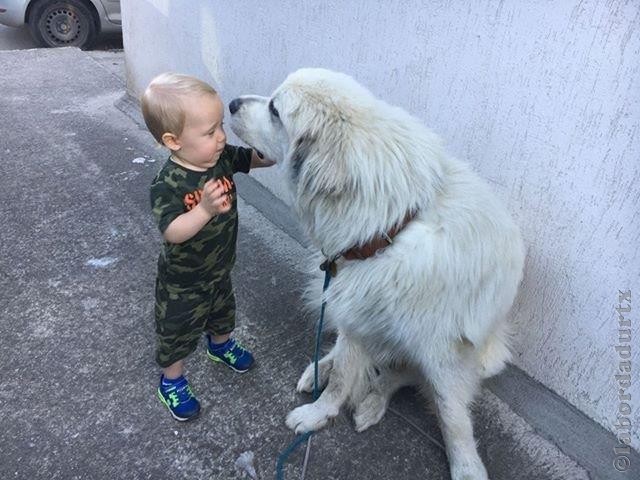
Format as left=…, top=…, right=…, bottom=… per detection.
left=230, top=68, right=444, bottom=257
left=229, top=68, right=375, bottom=186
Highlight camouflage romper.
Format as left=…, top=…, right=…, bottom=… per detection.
left=150, top=145, right=252, bottom=368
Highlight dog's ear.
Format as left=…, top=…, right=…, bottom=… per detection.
left=289, top=134, right=316, bottom=180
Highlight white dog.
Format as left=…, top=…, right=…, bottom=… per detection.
left=230, top=68, right=525, bottom=480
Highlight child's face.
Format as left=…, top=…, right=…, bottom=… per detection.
left=171, top=93, right=227, bottom=171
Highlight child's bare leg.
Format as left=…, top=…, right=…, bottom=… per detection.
left=163, top=359, right=185, bottom=379
left=211, top=333, right=231, bottom=344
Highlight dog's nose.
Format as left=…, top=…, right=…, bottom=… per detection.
left=229, top=98, right=242, bottom=115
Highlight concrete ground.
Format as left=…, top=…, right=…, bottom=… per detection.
left=0, top=47, right=636, bottom=480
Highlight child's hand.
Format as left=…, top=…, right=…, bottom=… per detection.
left=199, top=178, right=232, bottom=217
left=250, top=149, right=277, bottom=169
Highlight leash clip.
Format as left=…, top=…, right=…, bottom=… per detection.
left=319, top=258, right=337, bottom=277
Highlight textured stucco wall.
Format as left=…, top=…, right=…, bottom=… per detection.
left=121, top=0, right=640, bottom=448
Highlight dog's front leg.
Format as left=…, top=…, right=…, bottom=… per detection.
left=295, top=347, right=335, bottom=393
left=286, top=333, right=370, bottom=433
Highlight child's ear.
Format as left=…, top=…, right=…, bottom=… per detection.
left=161, top=132, right=181, bottom=151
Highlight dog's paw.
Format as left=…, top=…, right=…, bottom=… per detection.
left=296, top=359, right=333, bottom=393
left=450, top=455, right=489, bottom=480
left=353, top=393, right=388, bottom=432
left=285, top=403, right=337, bottom=434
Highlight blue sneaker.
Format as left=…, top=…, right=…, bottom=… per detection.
left=206, top=335, right=254, bottom=373
left=157, top=375, right=200, bottom=422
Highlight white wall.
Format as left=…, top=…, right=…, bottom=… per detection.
left=121, top=0, right=640, bottom=448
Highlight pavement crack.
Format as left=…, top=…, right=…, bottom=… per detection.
left=387, top=406, right=446, bottom=451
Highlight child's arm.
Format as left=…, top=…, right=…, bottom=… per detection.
left=163, top=179, right=231, bottom=244
left=250, top=149, right=276, bottom=169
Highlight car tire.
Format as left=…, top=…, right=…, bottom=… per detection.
left=28, top=0, right=98, bottom=49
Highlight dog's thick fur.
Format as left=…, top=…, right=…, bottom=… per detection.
left=230, top=68, right=525, bottom=480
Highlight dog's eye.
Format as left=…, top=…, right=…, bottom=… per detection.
left=269, top=99, right=280, bottom=119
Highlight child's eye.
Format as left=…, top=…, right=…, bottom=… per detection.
left=207, top=123, right=225, bottom=137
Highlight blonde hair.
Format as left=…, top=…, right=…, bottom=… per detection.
left=141, top=72, right=218, bottom=144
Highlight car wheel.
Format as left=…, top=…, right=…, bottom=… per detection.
left=28, top=0, right=98, bottom=49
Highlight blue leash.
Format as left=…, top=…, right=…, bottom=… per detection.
left=276, top=261, right=334, bottom=480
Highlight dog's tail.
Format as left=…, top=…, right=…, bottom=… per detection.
left=478, top=321, right=513, bottom=379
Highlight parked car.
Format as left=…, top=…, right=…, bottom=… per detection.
left=0, top=0, right=120, bottom=49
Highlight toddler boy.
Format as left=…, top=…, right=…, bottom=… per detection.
left=142, top=73, right=274, bottom=421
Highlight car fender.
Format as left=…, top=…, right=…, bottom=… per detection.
left=0, top=1, right=29, bottom=27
